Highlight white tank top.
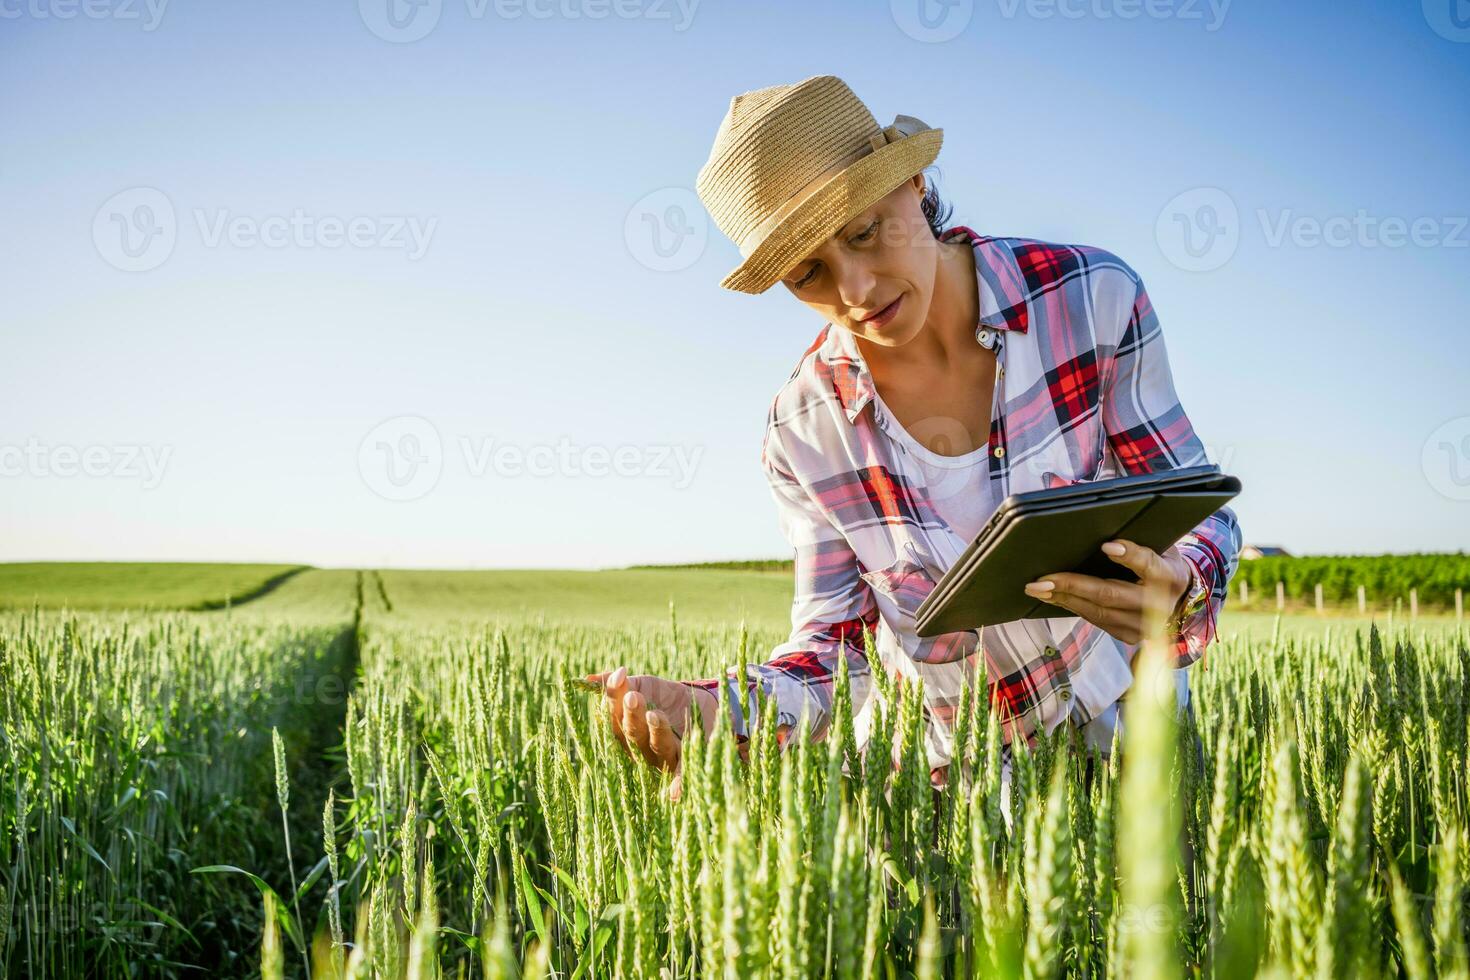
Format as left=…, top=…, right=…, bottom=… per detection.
left=870, top=384, right=1001, bottom=544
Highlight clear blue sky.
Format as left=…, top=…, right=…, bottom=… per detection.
left=3, top=0, right=1467, bottom=568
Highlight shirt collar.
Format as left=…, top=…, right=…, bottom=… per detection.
left=817, top=226, right=1028, bottom=425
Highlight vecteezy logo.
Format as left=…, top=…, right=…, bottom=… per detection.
left=890, top=0, right=972, bottom=42
left=1423, top=0, right=1470, bottom=42
left=358, top=416, right=443, bottom=501
left=623, top=187, right=708, bottom=273
left=1155, top=187, right=1239, bottom=273
left=93, top=187, right=177, bottom=272
left=359, top=0, right=442, bottom=42
left=1423, top=416, right=1470, bottom=502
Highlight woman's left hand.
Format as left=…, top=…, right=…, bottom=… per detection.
left=1022, top=538, right=1192, bottom=646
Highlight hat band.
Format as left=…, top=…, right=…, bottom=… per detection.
left=736, top=114, right=929, bottom=260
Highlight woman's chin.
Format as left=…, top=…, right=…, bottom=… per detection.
left=865, top=316, right=921, bottom=346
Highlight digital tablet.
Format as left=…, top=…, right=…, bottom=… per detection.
left=913, top=464, right=1242, bottom=637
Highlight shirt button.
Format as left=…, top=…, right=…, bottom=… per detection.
left=1058, top=688, right=1072, bottom=702
left=993, top=446, right=1006, bottom=459
left=975, top=327, right=995, bottom=349
left=1043, top=645, right=1059, bottom=658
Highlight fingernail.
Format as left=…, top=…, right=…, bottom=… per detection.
left=609, top=665, right=626, bottom=685
left=1101, top=541, right=1125, bottom=556
left=1025, top=581, right=1054, bottom=594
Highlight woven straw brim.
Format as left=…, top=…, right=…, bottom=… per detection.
left=719, top=128, right=943, bottom=294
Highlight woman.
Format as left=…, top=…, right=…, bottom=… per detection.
left=589, top=74, right=1241, bottom=801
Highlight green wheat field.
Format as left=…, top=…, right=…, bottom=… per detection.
left=2, top=560, right=1468, bottom=978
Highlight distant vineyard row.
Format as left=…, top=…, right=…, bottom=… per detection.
left=1235, top=552, right=1469, bottom=608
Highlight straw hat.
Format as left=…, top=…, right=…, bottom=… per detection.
left=696, top=74, right=943, bottom=294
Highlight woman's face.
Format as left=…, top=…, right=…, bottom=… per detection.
left=778, top=174, right=942, bottom=349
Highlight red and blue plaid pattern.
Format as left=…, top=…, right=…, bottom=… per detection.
left=686, top=227, right=1242, bottom=769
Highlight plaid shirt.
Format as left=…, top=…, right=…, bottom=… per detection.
left=689, top=226, right=1242, bottom=770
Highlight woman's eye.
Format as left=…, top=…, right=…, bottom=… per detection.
left=794, top=221, right=875, bottom=288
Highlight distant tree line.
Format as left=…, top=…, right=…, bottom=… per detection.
left=626, top=558, right=794, bottom=572
left=633, top=552, right=1470, bottom=610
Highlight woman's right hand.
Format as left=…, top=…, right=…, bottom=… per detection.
left=585, top=665, right=719, bottom=800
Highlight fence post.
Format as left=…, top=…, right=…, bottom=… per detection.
left=1358, top=584, right=1366, bottom=614
left=1315, top=583, right=1323, bottom=614
left=1240, top=580, right=1249, bottom=605
left=1410, top=588, right=1418, bottom=620
left=1276, top=580, right=1284, bottom=611
left=1458, top=587, right=1464, bottom=622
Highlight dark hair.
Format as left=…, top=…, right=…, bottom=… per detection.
left=918, top=165, right=955, bottom=239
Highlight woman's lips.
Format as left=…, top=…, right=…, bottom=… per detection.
left=862, top=293, right=904, bottom=329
